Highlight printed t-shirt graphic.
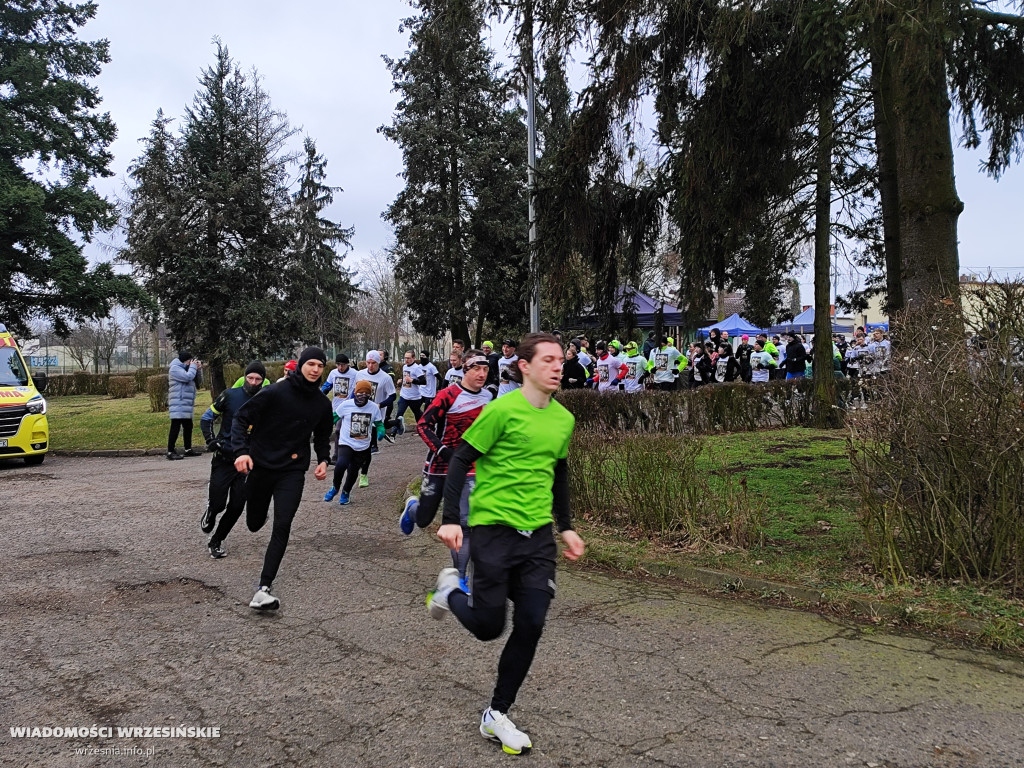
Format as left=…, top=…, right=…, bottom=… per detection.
left=334, top=399, right=382, bottom=451
left=445, top=367, right=464, bottom=385
left=333, top=370, right=356, bottom=399
left=622, top=355, right=647, bottom=393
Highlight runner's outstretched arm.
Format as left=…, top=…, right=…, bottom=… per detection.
left=553, top=459, right=584, bottom=560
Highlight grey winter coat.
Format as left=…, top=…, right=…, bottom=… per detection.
left=168, top=358, right=200, bottom=419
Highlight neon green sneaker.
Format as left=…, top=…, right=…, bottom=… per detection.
left=358, top=474, right=369, bottom=488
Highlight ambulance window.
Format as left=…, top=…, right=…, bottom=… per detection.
left=0, top=348, right=29, bottom=386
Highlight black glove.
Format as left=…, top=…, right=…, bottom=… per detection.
left=437, top=445, right=453, bottom=463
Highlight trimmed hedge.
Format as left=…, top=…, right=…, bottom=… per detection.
left=44, top=368, right=164, bottom=397
left=556, top=377, right=855, bottom=435
left=43, top=372, right=114, bottom=397
left=147, top=375, right=169, bottom=412
left=108, top=376, right=136, bottom=399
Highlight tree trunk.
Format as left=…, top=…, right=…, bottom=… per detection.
left=473, top=312, right=485, bottom=350
left=813, top=93, right=841, bottom=428
left=870, top=19, right=904, bottom=315
left=209, top=359, right=226, bottom=400
left=885, top=1, right=964, bottom=317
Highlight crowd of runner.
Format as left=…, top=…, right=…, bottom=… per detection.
left=190, top=334, right=578, bottom=755
left=558, top=327, right=891, bottom=391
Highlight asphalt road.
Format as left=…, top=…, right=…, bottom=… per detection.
left=3, top=442, right=1023, bottom=768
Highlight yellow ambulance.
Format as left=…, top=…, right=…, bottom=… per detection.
left=0, top=323, right=49, bottom=465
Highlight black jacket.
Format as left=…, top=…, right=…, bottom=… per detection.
left=561, top=358, right=588, bottom=389
left=201, top=386, right=256, bottom=457
left=785, top=340, right=808, bottom=374
left=486, top=352, right=501, bottom=386
left=231, top=371, right=332, bottom=471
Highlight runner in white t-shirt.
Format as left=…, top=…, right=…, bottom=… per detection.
left=419, top=351, right=440, bottom=401
left=620, top=342, right=649, bottom=393
left=321, top=353, right=358, bottom=463
left=354, top=351, right=397, bottom=485
left=324, top=380, right=384, bottom=505
left=392, top=349, right=426, bottom=436
left=445, top=350, right=465, bottom=386
left=496, top=339, right=521, bottom=397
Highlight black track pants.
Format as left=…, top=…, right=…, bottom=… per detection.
left=208, top=453, right=245, bottom=545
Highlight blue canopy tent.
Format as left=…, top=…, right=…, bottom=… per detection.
left=866, top=322, right=889, bottom=331
left=697, top=313, right=765, bottom=338
left=768, top=307, right=853, bottom=335
left=573, top=288, right=683, bottom=327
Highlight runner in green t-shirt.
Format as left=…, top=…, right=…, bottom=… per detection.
left=426, top=332, right=584, bottom=755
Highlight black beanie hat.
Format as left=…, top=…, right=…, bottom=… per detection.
left=178, top=350, right=193, bottom=363
left=244, top=360, right=266, bottom=380
left=297, top=346, right=327, bottom=369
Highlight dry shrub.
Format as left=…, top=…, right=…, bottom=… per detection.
left=557, top=378, right=851, bottom=435
left=569, top=430, right=766, bottom=550
left=107, top=376, right=136, bottom=399
left=850, top=289, right=1024, bottom=592
left=146, top=374, right=169, bottom=412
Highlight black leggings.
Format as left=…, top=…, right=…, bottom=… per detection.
left=244, top=467, right=305, bottom=588
left=332, top=445, right=371, bottom=492
left=450, top=588, right=551, bottom=714
left=168, top=418, right=193, bottom=452
left=208, top=453, right=245, bottom=545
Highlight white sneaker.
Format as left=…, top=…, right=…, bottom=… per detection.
left=480, top=708, right=532, bottom=755
left=249, top=586, right=279, bottom=611
left=426, top=567, right=460, bottom=620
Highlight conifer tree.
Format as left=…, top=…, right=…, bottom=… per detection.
left=281, top=137, right=356, bottom=346
left=0, top=0, right=147, bottom=335
left=382, top=0, right=528, bottom=345
left=124, top=43, right=295, bottom=393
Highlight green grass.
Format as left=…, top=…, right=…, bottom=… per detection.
left=576, top=426, right=1024, bottom=653
left=691, top=428, right=864, bottom=583
left=48, top=392, right=213, bottom=450
left=45, top=396, right=1024, bottom=651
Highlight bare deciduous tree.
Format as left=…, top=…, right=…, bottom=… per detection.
left=347, top=250, right=412, bottom=359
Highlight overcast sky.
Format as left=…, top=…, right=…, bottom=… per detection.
left=83, top=0, right=1024, bottom=306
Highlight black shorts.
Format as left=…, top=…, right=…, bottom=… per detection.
left=469, top=523, right=557, bottom=609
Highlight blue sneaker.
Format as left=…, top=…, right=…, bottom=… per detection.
left=324, top=487, right=338, bottom=502
left=399, top=497, right=417, bottom=536
left=338, top=491, right=350, bottom=505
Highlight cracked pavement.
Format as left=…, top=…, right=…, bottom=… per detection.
left=3, top=441, right=1023, bottom=767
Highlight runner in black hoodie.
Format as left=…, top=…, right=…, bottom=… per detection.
left=231, top=346, right=333, bottom=611
left=784, top=334, right=809, bottom=380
